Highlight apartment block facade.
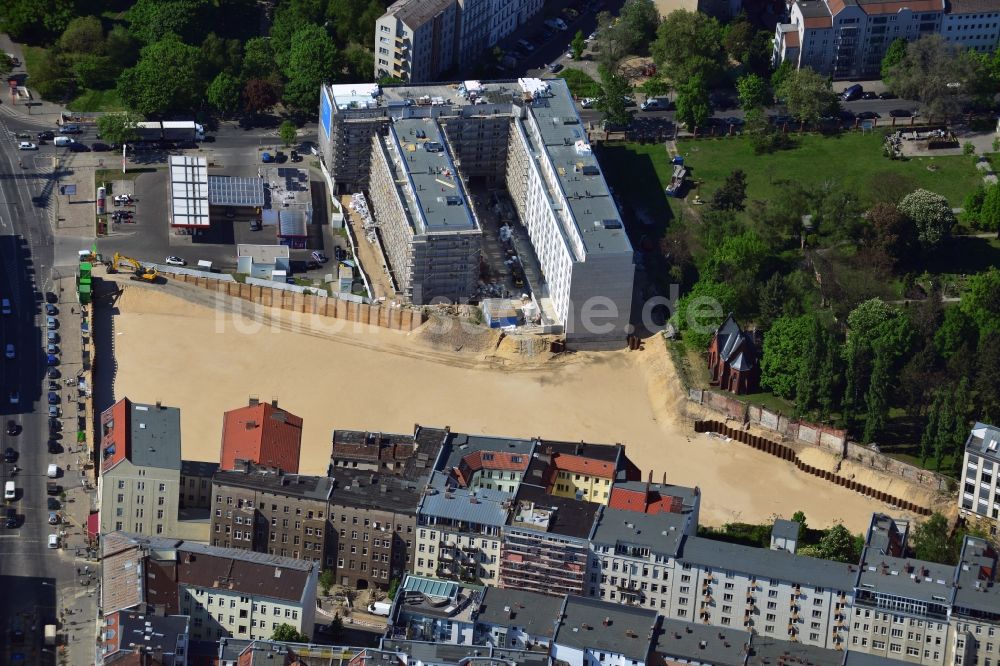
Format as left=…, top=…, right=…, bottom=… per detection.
left=959, top=423, right=1000, bottom=535
left=209, top=464, right=333, bottom=564
left=374, top=0, right=544, bottom=83
left=942, top=0, right=1000, bottom=53
left=317, top=79, right=634, bottom=347
left=773, top=0, right=946, bottom=80
left=98, top=398, right=185, bottom=539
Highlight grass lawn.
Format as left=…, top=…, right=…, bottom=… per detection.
left=677, top=133, right=984, bottom=208
left=22, top=45, right=47, bottom=84
left=740, top=391, right=796, bottom=416
left=68, top=88, right=124, bottom=112
left=557, top=68, right=601, bottom=98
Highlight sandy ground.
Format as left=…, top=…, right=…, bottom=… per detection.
left=110, top=283, right=921, bottom=532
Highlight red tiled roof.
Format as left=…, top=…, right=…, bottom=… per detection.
left=803, top=16, right=832, bottom=28
left=861, top=0, right=942, bottom=14
left=220, top=402, right=304, bottom=473
left=552, top=453, right=615, bottom=479
left=453, top=450, right=530, bottom=487
left=100, top=398, right=131, bottom=474
left=784, top=30, right=800, bottom=48
left=609, top=486, right=685, bottom=514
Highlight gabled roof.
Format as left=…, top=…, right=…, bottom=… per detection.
left=713, top=315, right=758, bottom=371
left=554, top=595, right=658, bottom=662
left=609, top=481, right=699, bottom=515
left=221, top=401, right=304, bottom=473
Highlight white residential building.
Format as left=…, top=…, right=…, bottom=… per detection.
left=959, top=422, right=1000, bottom=535
left=942, top=0, right=1000, bottom=53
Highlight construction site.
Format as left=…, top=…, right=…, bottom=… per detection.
left=94, top=272, right=949, bottom=533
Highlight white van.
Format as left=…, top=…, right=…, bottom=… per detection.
left=47, top=534, right=60, bottom=549
left=4, top=481, right=15, bottom=500
left=53, top=136, right=73, bottom=147
left=47, top=464, right=59, bottom=478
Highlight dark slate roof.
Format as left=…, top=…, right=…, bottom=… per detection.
left=180, top=460, right=219, bottom=478
left=213, top=466, right=334, bottom=502
left=128, top=402, right=181, bottom=471
left=591, top=506, right=688, bottom=557
left=554, top=595, right=658, bottom=662
left=771, top=519, right=800, bottom=541
left=656, top=619, right=750, bottom=666
left=715, top=315, right=757, bottom=371
left=381, top=639, right=550, bottom=665
left=330, top=468, right=423, bottom=514
left=508, top=483, right=599, bottom=539
left=679, top=536, right=856, bottom=591
left=951, top=536, right=1000, bottom=616
left=476, top=587, right=563, bottom=638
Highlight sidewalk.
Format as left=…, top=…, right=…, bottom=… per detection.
left=0, top=33, right=70, bottom=127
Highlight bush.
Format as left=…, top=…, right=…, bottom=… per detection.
left=963, top=141, right=976, bottom=156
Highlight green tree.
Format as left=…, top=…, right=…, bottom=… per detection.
left=791, top=511, right=808, bottom=540
left=862, top=202, right=917, bottom=272
left=207, top=72, right=242, bottom=118
left=117, top=36, right=208, bottom=116
left=0, top=0, right=75, bottom=42
left=571, top=30, right=586, bottom=60
left=673, top=279, right=738, bottom=349
left=318, top=568, right=335, bottom=596
left=897, top=188, right=956, bottom=249
left=979, top=182, right=1000, bottom=232
left=58, top=16, right=105, bottom=54
left=343, top=43, right=374, bottom=80
left=886, top=35, right=979, bottom=121
left=675, top=73, right=710, bottom=129
left=770, top=60, right=794, bottom=94
left=268, top=0, right=327, bottom=73
left=757, top=272, right=787, bottom=329
left=596, top=67, right=633, bottom=127
left=106, top=25, right=141, bottom=70
left=200, top=32, right=243, bottom=78
left=880, top=38, right=908, bottom=82
left=640, top=75, right=669, bottom=99
left=279, top=120, right=298, bottom=146
left=73, top=55, right=117, bottom=89
left=615, top=0, right=660, bottom=54
left=736, top=73, right=768, bottom=112
left=283, top=24, right=339, bottom=115
left=650, top=10, right=724, bottom=83
left=387, top=577, right=400, bottom=598
left=711, top=170, right=748, bottom=212
left=975, top=334, right=1000, bottom=423
left=934, top=306, right=978, bottom=360
left=127, top=0, right=214, bottom=44
left=761, top=315, right=814, bottom=399
left=962, top=267, right=1000, bottom=335
left=96, top=111, right=144, bottom=146
left=911, top=513, right=958, bottom=564
left=814, top=524, right=860, bottom=562
left=701, top=230, right=767, bottom=280
left=776, top=67, right=837, bottom=125
left=242, top=37, right=276, bottom=80
left=0, top=54, right=12, bottom=78
left=271, top=623, right=308, bottom=642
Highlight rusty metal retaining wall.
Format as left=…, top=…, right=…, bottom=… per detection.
left=694, top=420, right=932, bottom=516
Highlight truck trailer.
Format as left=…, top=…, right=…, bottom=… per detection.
left=133, top=121, right=205, bottom=143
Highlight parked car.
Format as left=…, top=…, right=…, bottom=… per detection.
left=47, top=512, right=60, bottom=525
left=8, top=392, right=18, bottom=405
left=47, top=534, right=60, bottom=549
left=5, top=421, right=19, bottom=436
left=3, top=447, right=17, bottom=463
left=17, top=141, right=37, bottom=150
left=6, top=509, right=18, bottom=529
left=4, top=343, right=13, bottom=359
left=580, top=98, right=596, bottom=109
left=47, top=440, right=61, bottom=454
left=861, top=91, right=878, bottom=99
left=275, top=151, right=288, bottom=163
left=547, top=62, right=563, bottom=74
left=45, top=304, right=57, bottom=315
left=47, top=392, right=59, bottom=405
left=48, top=405, right=60, bottom=418
left=47, top=497, right=60, bottom=510
left=58, top=124, right=81, bottom=134
left=290, top=150, right=301, bottom=162
left=857, top=110, right=880, bottom=120
left=261, top=152, right=274, bottom=163
left=46, top=316, right=57, bottom=329
left=889, top=109, right=913, bottom=118
left=165, top=256, right=187, bottom=266
left=91, top=142, right=111, bottom=152
left=517, top=38, right=535, bottom=52
left=37, top=131, right=54, bottom=141
left=47, top=367, right=60, bottom=379
left=45, top=292, right=57, bottom=304
left=640, top=97, right=672, bottom=111
left=1, top=298, right=10, bottom=314
left=879, top=92, right=898, bottom=100
left=841, top=84, right=864, bottom=101
left=46, top=354, right=58, bottom=366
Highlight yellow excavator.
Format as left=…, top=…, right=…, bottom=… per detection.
left=106, top=252, right=161, bottom=284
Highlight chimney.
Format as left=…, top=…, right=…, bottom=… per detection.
left=249, top=397, right=259, bottom=407
left=245, top=420, right=257, bottom=430
left=271, top=399, right=278, bottom=408
left=155, top=400, right=162, bottom=409
left=662, top=471, right=667, bottom=484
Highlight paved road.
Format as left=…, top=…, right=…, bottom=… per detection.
left=0, top=115, right=96, bottom=666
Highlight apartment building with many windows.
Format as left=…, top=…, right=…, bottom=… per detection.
left=941, top=0, right=1000, bottom=52
left=498, top=483, right=598, bottom=597
left=414, top=471, right=510, bottom=585
left=374, top=0, right=544, bottom=83
left=952, top=537, right=1000, bottom=666
left=959, top=423, right=1000, bottom=535
left=773, top=0, right=946, bottom=80
left=209, top=463, right=333, bottom=564
left=98, top=398, right=188, bottom=540
left=317, top=78, right=634, bottom=347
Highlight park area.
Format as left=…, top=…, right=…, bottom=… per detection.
left=104, top=280, right=940, bottom=532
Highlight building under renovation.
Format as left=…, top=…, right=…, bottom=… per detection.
left=317, top=78, right=634, bottom=348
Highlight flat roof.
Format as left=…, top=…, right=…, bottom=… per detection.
left=208, top=175, right=266, bottom=207
left=330, top=468, right=424, bottom=514
left=168, top=155, right=210, bottom=227
left=772, top=518, right=801, bottom=541
left=327, top=82, right=380, bottom=110
left=383, top=0, right=454, bottom=28
left=749, top=635, right=842, bottom=666
left=680, top=536, right=856, bottom=591
left=555, top=595, right=658, bottom=662
left=402, top=574, right=458, bottom=600
left=128, top=402, right=181, bottom=470
left=857, top=549, right=955, bottom=604
left=236, top=244, right=290, bottom=263
left=656, top=618, right=750, bottom=665
left=953, top=537, right=1000, bottom=615
left=509, top=483, right=598, bottom=539
left=213, top=467, right=333, bottom=502
left=418, top=471, right=511, bottom=525
left=385, top=118, right=479, bottom=234
left=180, top=459, right=219, bottom=478
left=523, top=78, right=631, bottom=256
left=476, top=587, right=563, bottom=638
left=592, top=506, right=687, bottom=557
